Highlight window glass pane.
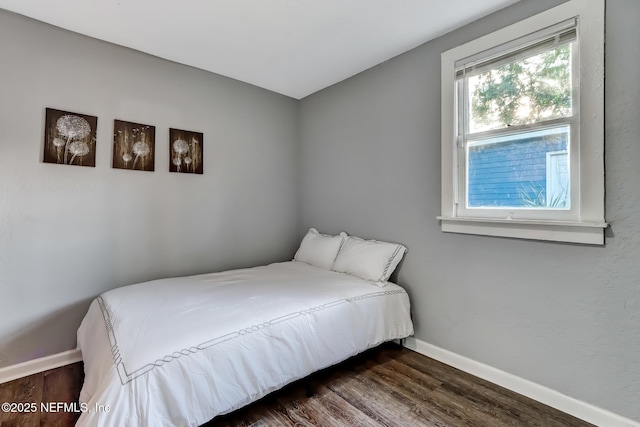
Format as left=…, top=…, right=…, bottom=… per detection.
left=467, top=43, right=573, bottom=133
left=466, top=126, right=570, bottom=209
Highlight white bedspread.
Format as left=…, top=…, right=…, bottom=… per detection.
left=76, top=261, right=413, bottom=427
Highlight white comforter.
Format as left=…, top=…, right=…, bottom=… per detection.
left=76, top=261, right=413, bottom=427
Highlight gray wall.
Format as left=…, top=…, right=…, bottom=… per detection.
left=0, top=10, right=299, bottom=367
left=299, top=0, right=640, bottom=421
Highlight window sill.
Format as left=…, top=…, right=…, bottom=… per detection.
left=437, top=216, right=608, bottom=245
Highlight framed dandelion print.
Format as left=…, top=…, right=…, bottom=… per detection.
left=43, top=108, right=97, bottom=167
left=112, top=120, right=155, bottom=171
left=169, top=128, right=203, bottom=174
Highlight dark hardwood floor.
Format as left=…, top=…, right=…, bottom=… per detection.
left=0, top=361, right=84, bottom=427
left=0, top=343, right=593, bottom=427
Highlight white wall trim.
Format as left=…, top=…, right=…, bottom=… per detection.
left=404, top=337, right=640, bottom=427
left=0, top=349, right=82, bottom=385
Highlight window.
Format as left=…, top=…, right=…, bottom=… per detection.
left=439, top=0, right=606, bottom=245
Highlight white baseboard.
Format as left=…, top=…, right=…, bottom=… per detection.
left=0, top=349, right=82, bottom=385
left=404, top=337, right=640, bottom=427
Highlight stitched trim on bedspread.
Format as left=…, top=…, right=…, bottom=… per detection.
left=96, top=289, right=408, bottom=385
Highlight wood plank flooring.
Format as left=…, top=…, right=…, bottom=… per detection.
left=0, top=343, right=593, bottom=426
left=0, top=362, right=83, bottom=427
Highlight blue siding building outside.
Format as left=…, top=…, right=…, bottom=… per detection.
left=467, top=128, right=568, bottom=207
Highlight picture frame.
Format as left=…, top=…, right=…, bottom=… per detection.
left=112, top=120, right=155, bottom=172
left=169, top=128, right=203, bottom=174
left=43, top=108, right=97, bottom=167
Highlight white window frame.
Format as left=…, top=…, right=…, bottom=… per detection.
left=439, top=0, right=606, bottom=245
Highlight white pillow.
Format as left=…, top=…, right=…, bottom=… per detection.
left=294, top=228, right=347, bottom=270
left=332, top=236, right=407, bottom=284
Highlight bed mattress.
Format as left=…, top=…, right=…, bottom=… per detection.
left=76, top=261, right=413, bottom=426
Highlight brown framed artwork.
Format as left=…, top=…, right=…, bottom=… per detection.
left=112, top=120, right=155, bottom=172
left=43, top=108, right=97, bottom=167
left=169, top=128, right=203, bottom=174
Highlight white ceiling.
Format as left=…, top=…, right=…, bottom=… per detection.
left=0, top=0, right=520, bottom=99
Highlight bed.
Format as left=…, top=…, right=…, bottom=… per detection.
left=76, top=230, right=413, bottom=427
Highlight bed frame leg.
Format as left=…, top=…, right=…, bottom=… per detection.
left=304, top=380, right=315, bottom=398
left=391, top=338, right=405, bottom=348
